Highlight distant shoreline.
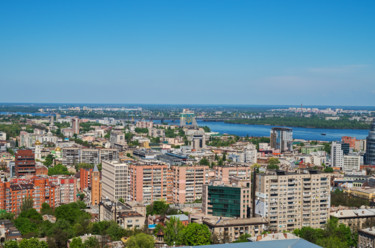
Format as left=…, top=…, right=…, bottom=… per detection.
left=224, top=119, right=371, bottom=130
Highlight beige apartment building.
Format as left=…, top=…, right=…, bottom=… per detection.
left=128, top=164, right=170, bottom=204
left=172, top=165, right=209, bottom=204
left=255, top=170, right=331, bottom=232
left=102, top=160, right=129, bottom=201
left=214, top=166, right=252, bottom=184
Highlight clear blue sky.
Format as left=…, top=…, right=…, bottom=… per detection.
left=1, top=0, right=374, bottom=105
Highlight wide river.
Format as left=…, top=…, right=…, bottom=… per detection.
left=162, top=120, right=369, bottom=141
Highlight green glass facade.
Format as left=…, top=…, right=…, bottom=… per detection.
left=207, top=186, right=241, bottom=217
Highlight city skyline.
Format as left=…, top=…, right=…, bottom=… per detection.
left=1, top=1, right=374, bottom=105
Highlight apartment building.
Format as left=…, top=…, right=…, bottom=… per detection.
left=0, top=177, right=57, bottom=214
left=80, top=168, right=93, bottom=190
left=62, top=148, right=119, bottom=166
left=331, top=142, right=344, bottom=168
left=100, top=148, right=119, bottom=161
left=102, top=161, right=129, bottom=201
left=255, top=170, right=331, bottom=232
left=62, top=147, right=81, bottom=166
left=15, top=150, right=36, bottom=177
left=343, top=155, right=361, bottom=172
left=215, top=166, right=251, bottom=184
left=128, top=164, right=170, bottom=204
left=57, top=177, right=77, bottom=205
left=81, top=149, right=100, bottom=165
left=172, top=165, right=208, bottom=203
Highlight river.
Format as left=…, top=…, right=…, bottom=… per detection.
left=162, top=120, right=369, bottom=141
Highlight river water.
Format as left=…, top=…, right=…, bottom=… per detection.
left=163, top=120, right=369, bottom=141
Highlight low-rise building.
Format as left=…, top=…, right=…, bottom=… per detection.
left=358, top=227, right=375, bottom=248
left=202, top=217, right=268, bottom=243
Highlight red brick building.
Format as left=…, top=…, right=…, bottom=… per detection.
left=0, top=177, right=57, bottom=214
left=15, top=150, right=36, bottom=177
left=80, top=168, right=93, bottom=190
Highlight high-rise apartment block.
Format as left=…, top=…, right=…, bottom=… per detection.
left=270, top=127, right=293, bottom=152
left=255, top=170, right=331, bottom=232
left=172, top=166, right=208, bottom=203
left=102, top=161, right=129, bottom=201
left=15, top=150, right=36, bottom=177
left=129, top=164, right=170, bottom=204
left=365, top=120, right=375, bottom=165
left=331, top=142, right=344, bottom=168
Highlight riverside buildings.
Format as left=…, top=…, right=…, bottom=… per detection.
left=270, top=127, right=293, bottom=152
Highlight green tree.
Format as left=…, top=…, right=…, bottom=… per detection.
left=202, top=126, right=211, bottom=132
left=4, top=240, right=19, bottom=248
left=119, top=198, right=125, bottom=203
left=267, top=158, right=280, bottom=170
left=126, top=233, right=155, bottom=248
left=48, top=164, right=71, bottom=176
left=69, top=237, right=84, bottom=248
left=233, top=233, right=251, bottom=243
left=182, top=223, right=211, bottom=246
left=43, top=154, right=54, bottom=166
left=164, top=217, right=185, bottom=246
left=324, top=167, right=334, bottom=173
left=83, top=237, right=100, bottom=248
left=146, top=200, right=169, bottom=216
left=0, top=211, right=15, bottom=220
left=19, top=238, right=48, bottom=248
left=199, top=158, right=210, bottom=166
left=20, top=195, right=34, bottom=212
left=40, top=203, right=53, bottom=215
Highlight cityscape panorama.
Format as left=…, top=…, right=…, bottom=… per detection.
left=1, top=1, right=375, bottom=248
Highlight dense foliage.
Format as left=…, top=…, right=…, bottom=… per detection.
left=160, top=217, right=211, bottom=246
left=331, top=189, right=370, bottom=207
left=48, top=164, right=71, bottom=176
left=294, top=218, right=357, bottom=248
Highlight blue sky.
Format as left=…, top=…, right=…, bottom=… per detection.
left=0, top=0, right=374, bottom=105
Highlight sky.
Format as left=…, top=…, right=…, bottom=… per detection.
left=0, top=0, right=374, bottom=105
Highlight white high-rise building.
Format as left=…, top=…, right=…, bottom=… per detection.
left=331, top=142, right=344, bottom=168
left=102, top=161, right=129, bottom=201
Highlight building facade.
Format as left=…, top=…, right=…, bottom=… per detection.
left=255, top=170, right=331, bottom=232
left=270, top=127, right=293, bottom=152
left=15, top=150, right=36, bottom=177
left=365, top=120, right=375, bottom=165
left=101, top=161, right=129, bottom=201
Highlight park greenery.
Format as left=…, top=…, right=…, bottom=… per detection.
left=267, top=157, right=280, bottom=170
left=146, top=200, right=178, bottom=216
left=48, top=164, right=72, bottom=176
left=79, top=122, right=101, bottom=133
left=331, top=189, right=370, bottom=208
left=293, top=217, right=357, bottom=248
left=207, top=136, right=239, bottom=147
left=158, top=217, right=211, bottom=246
left=1, top=199, right=135, bottom=248
left=226, top=116, right=370, bottom=129
left=134, top=127, right=148, bottom=134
